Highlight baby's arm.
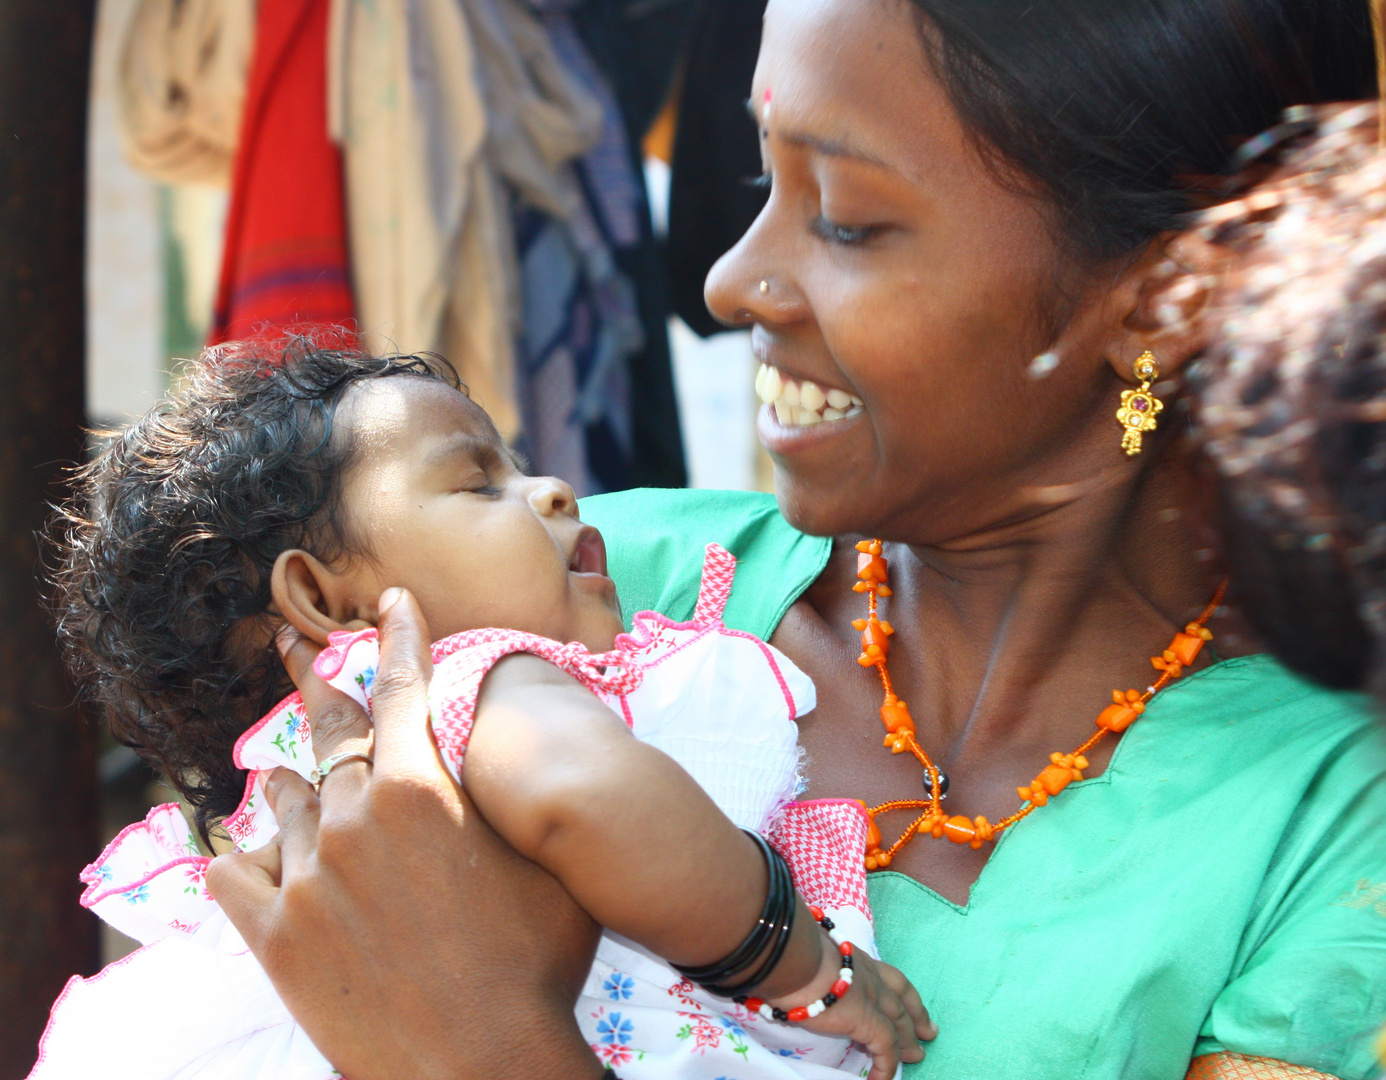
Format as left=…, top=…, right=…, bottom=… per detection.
left=466, top=654, right=818, bottom=994
left=465, top=654, right=931, bottom=1075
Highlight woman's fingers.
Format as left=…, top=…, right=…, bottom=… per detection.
left=275, top=623, right=323, bottom=687
left=260, top=767, right=323, bottom=868
left=368, top=588, right=437, bottom=777
left=276, top=625, right=374, bottom=794
left=205, top=843, right=284, bottom=953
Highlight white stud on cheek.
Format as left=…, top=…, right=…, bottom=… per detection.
left=1027, top=351, right=1061, bottom=380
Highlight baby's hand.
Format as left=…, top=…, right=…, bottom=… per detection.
left=759, top=930, right=936, bottom=1080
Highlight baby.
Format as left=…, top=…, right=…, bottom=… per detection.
left=31, top=339, right=931, bottom=1080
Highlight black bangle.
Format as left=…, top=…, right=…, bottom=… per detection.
left=707, top=842, right=796, bottom=997
left=672, top=830, right=797, bottom=998
left=601, top=1071, right=620, bottom=1080
left=674, top=832, right=784, bottom=984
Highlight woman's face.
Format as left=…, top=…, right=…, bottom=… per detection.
left=706, top=0, right=1132, bottom=542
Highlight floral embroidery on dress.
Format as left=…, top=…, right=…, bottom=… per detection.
left=668, top=976, right=703, bottom=1010
left=122, top=884, right=150, bottom=905
left=590, top=1005, right=644, bottom=1068
left=595, top=1010, right=636, bottom=1046
left=675, top=1014, right=751, bottom=1060
left=182, top=864, right=208, bottom=895
left=269, top=705, right=309, bottom=759
left=604, top=972, right=636, bottom=1001
left=224, top=808, right=255, bottom=845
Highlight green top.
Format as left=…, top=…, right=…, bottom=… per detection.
left=582, top=488, right=1386, bottom=1080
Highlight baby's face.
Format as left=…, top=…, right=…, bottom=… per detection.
left=334, top=377, right=623, bottom=651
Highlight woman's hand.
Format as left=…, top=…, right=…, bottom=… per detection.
left=207, top=589, right=604, bottom=1080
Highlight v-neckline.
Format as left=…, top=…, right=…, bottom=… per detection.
left=861, top=658, right=1248, bottom=913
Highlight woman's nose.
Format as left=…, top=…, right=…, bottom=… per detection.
left=704, top=206, right=803, bottom=330
left=527, top=476, right=578, bottom=517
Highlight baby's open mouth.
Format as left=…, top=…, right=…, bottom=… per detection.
left=755, top=364, right=863, bottom=428
left=569, top=526, right=610, bottom=577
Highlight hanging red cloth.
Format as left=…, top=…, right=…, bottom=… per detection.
left=210, top=0, right=354, bottom=343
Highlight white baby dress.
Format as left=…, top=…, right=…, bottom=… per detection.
left=30, top=545, right=881, bottom=1080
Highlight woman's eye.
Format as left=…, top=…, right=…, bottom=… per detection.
left=811, top=215, right=878, bottom=246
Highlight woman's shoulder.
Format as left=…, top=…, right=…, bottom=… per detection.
left=1154, top=653, right=1383, bottom=756
left=1152, top=658, right=1386, bottom=1076
left=579, top=488, right=831, bottom=638
left=1134, top=654, right=1386, bottom=889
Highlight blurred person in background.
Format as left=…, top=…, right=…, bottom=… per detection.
left=1184, top=102, right=1386, bottom=704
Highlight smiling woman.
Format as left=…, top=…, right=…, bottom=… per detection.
left=190, top=2, right=1386, bottom=1079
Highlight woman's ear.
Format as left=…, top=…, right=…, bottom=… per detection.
left=270, top=550, right=373, bottom=645
left=1103, top=230, right=1231, bottom=382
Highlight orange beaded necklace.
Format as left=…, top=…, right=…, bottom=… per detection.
left=852, top=539, right=1227, bottom=871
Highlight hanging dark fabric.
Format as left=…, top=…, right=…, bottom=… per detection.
left=667, top=0, right=768, bottom=338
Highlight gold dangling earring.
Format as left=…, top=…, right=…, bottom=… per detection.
left=1115, top=352, right=1165, bottom=456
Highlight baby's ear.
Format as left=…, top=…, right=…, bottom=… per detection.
left=270, top=550, right=365, bottom=645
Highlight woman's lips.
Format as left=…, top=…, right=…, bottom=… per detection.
left=757, top=398, right=864, bottom=455
left=755, top=363, right=863, bottom=427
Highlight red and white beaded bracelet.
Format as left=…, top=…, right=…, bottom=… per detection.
left=735, top=906, right=855, bottom=1023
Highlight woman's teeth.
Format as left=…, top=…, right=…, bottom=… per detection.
left=755, top=364, right=862, bottom=427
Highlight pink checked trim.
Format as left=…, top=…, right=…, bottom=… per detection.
left=768, top=799, right=873, bottom=923
left=693, top=543, right=736, bottom=624
left=426, top=628, right=646, bottom=774
left=618, top=613, right=800, bottom=726
left=608, top=544, right=801, bottom=724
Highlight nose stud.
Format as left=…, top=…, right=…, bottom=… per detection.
left=760, top=280, right=770, bottom=295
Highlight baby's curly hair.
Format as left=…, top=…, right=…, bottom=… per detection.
left=49, top=335, right=461, bottom=838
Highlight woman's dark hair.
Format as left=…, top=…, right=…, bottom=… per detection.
left=908, top=0, right=1376, bottom=262
left=48, top=335, right=461, bottom=839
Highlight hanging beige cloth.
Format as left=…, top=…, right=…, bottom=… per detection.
left=117, top=0, right=602, bottom=438
left=117, top=0, right=255, bottom=186
left=330, top=0, right=605, bottom=439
